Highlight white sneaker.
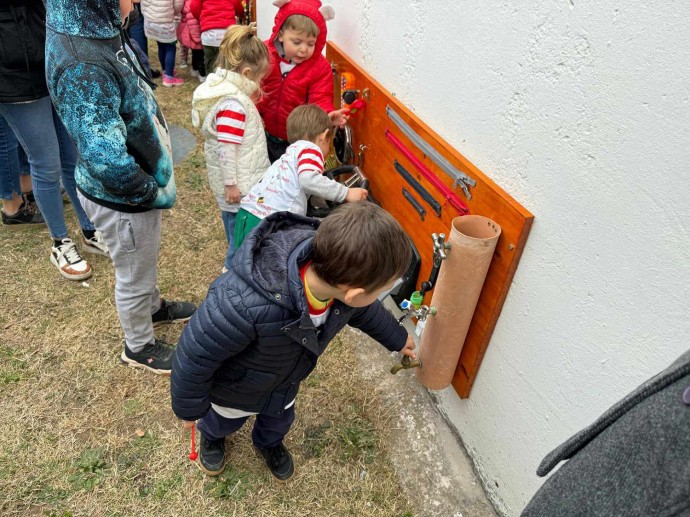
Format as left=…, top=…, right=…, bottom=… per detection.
left=50, top=238, right=93, bottom=281
left=189, top=69, right=200, bottom=77
left=198, top=74, right=206, bottom=83
left=82, top=231, right=110, bottom=258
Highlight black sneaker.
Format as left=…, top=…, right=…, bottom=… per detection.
left=255, top=443, right=294, bottom=482
left=1, top=200, right=45, bottom=226
left=150, top=68, right=162, bottom=78
left=120, top=339, right=175, bottom=375
left=151, top=299, right=196, bottom=327
left=199, top=435, right=226, bottom=476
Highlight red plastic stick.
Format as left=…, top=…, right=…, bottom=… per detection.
left=385, top=129, right=469, bottom=215
left=189, top=426, right=198, bottom=461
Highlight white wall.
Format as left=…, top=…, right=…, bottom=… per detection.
left=257, top=1, right=690, bottom=515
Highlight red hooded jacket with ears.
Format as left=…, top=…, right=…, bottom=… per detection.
left=257, top=0, right=335, bottom=141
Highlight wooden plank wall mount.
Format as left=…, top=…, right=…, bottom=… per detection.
left=327, top=43, right=534, bottom=398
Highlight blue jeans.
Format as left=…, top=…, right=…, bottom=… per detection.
left=0, top=96, right=94, bottom=238
left=0, top=114, right=21, bottom=200
left=157, top=42, right=176, bottom=77
left=128, top=5, right=148, bottom=57
left=221, top=210, right=237, bottom=269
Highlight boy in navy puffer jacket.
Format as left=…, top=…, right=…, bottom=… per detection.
left=171, top=202, right=416, bottom=480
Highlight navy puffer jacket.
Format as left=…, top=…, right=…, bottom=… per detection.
left=171, top=212, right=407, bottom=422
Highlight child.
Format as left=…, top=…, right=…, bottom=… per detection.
left=171, top=202, right=416, bottom=479
left=191, top=24, right=271, bottom=272
left=141, top=0, right=185, bottom=86
left=189, top=0, right=245, bottom=78
left=177, top=0, right=206, bottom=81
left=258, top=0, right=349, bottom=162
left=234, top=104, right=368, bottom=251
left=46, top=0, right=196, bottom=373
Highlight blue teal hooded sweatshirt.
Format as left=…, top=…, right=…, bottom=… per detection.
left=45, top=0, right=176, bottom=212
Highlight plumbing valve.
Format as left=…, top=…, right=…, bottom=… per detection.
left=397, top=291, right=437, bottom=325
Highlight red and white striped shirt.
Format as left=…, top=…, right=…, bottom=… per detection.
left=296, top=147, right=324, bottom=175
left=214, top=99, right=246, bottom=145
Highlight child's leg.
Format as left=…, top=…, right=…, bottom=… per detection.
left=220, top=210, right=237, bottom=270
left=191, top=49, right=206, bottom=76
left=252, top=405, right=296, bottom=449
left=203, top=45, right=219, bottom=75
left=266, top=135, right=290, bottom=164
left=178, top=44, right=189, bottom=66
left=233, top=209, right=262, bottom=252
left=157, top=41, right=176, bottom=77
left=197, top=408, right=250, bottom=441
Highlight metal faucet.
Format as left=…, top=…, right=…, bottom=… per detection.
left=390, top=355, right=422, bottom=374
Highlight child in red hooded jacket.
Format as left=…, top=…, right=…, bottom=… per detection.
left=189, top=0, right=244, bottom=77
left=257, top=0, right=349, bottom=163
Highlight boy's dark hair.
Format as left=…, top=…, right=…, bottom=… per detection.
left=311, top=203, right=412, bottom=291
left=286, top=104, right=331, bottom=143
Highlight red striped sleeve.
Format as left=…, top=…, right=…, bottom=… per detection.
left=297, top=148, right=324, bottom=174
left=215, top=102, right=246, bottom=145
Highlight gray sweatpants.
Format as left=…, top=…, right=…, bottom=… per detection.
left=78, top=193, right=161, bottom=353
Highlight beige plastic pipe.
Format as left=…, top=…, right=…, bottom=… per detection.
left=415, top=215, right=501, bottom=390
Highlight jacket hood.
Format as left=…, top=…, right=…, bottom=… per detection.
left=270, top=0, right=329, bottom=61
left=46, top=0, right=122, bottom=39
left=234, top=212, right=320, bottom=310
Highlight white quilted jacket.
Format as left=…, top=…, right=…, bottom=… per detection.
left=141, top=0, right=184, bottom=24
left=192, top=69, right=270, bottom=199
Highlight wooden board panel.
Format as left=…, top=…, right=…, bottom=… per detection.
left=327, top=43, right=534, bottom=398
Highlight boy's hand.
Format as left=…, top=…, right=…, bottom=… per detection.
left=182, top=420, right=196, bottom=430
left=400, top=335, right=417, bottom=359
left=345, top=188, right=368, bottom=203
left=224, top=184, right=241, bottom=204
left=328, top=108, right=350, bottom=127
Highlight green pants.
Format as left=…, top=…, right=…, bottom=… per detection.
left=203, top=45, right=219, bottom=76
left=233, top=209, right=262, bottom=251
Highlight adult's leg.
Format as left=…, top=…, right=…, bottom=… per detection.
left=128, top=4, right=148, bottom=57
left=0, top=97, right=68, bottom=239
left=53, top=109, right=95, bottom=232
left=78, top=194, right=162, bottom=352
left=0, top=114, right=23, bottom=213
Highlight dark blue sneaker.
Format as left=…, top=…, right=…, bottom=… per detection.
left=255, top=443, right=294, bottom=482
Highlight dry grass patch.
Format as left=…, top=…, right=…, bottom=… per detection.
left=0, top=64, right=414, bottom=516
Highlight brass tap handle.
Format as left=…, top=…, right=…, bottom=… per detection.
left=390, top=355, right=423, bottom=374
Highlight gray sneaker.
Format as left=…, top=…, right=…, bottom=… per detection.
left=120, top=339, right=175, bottom=375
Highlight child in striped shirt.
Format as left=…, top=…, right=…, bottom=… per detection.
left=235, top=104, right=368, bottom=249
left=191, top=24, right=270, bottom=272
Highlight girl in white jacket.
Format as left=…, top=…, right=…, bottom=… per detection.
left=141, top=0, right=185, bottom=86
left=191, top=24, right=271, bottom=272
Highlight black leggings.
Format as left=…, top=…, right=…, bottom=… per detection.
left=191, top=49, right=205, bottom=76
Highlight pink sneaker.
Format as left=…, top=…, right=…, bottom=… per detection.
left=162, top=74, right=184, bottom=87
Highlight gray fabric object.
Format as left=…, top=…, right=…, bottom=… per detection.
left=522, top=349, right=690, bottom=517
left=79, top=193, right=161, bottom=352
